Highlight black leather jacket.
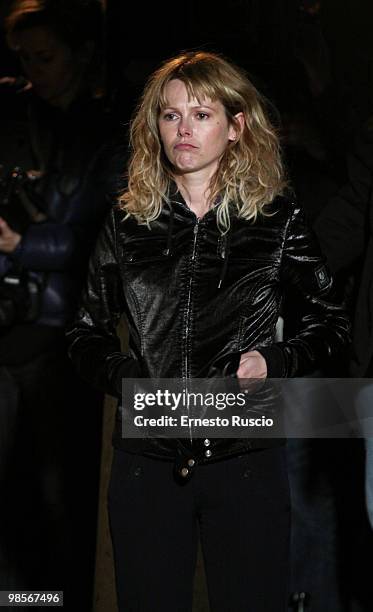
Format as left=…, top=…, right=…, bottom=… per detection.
left=67, top=192, right=350, bottom=465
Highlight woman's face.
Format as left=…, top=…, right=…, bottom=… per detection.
left=158, top=79, right=241, bottom=179
left=14, top=25, right=82, bottom=107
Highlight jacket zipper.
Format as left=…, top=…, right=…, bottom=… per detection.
left=184, top=219, right=200, bottom=443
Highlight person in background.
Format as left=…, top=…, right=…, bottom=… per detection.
left=314, top=120, right=373, bottom=529
left=0, top=1, right=120, bottom=608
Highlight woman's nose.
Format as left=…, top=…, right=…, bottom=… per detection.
left=177, top=119, right=192, bottom=137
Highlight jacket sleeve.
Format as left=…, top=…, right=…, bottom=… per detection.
left=10, top=191, right=110, bottom=273
left=12, top=223, right=77, bottom=270
left=313, top=128, right=373, bottom=273
left=66, top=209, right=140, bottom=398
left=10, top=139, right=124, bottom=272
left=257, top=204, right=351, bottom=377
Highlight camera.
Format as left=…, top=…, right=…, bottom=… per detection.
left=0, top=267, right=42, bottom=328
left=0, top=166, right=45, bottom=328
left=0, top=165, right=46, bottom=233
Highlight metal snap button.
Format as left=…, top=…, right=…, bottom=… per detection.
left=187, top=459, right=195, bottom=467
left=204, top=439, right=210, bottom=447
left=180, top=467, right=189, bottom=477
left=205, top=449, right=212, bottom=458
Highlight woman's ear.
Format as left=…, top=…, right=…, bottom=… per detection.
left=228, top=112, right=245, bottom=142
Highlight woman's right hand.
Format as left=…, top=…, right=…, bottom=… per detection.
left=236, top=350, right=267, bottom=380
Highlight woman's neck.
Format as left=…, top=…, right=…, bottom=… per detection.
left=175, top=173, right=213, bottom=219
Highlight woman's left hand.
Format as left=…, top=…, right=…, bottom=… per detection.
left=0, top=217, right=21, bottom=253
left=236, top=350, right=267, bottom=379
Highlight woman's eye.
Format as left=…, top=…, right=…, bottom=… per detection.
left=163, top=113, right=178, bottom=121
left=196, top=112, right=209, bottom=120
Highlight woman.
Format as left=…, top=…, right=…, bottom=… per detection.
left=0, top=0, right=115, bottom=604
left=68, top=51, right=350, bottom=611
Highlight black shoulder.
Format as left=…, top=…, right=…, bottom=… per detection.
left=263, top=194, right=299, bottom=224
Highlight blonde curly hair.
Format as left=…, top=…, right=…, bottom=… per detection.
left=120, top=51, right=286, bottom=231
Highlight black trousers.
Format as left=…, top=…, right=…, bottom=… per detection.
left=108, top=445, right=290, bottom=612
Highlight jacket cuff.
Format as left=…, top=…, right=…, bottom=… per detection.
left=255, top=345, right=287, bottom=378
left=110, top=355, right=142, bottom=398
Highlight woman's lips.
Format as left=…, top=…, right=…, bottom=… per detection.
left=174, top=144, right=197, bottom=150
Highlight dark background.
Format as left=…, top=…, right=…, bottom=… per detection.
left=0, top=0, right=373, bottom=123
left=107, top=0, right=373, bottom=122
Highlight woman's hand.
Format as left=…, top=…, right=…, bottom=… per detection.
left=0, top=218, right=21, bottom=253
left=236, top=350, right=267, bottom=379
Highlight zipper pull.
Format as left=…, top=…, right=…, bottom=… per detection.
left=191, top=220, right=199, bottom=261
